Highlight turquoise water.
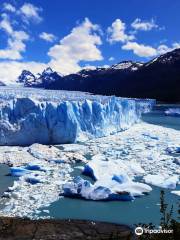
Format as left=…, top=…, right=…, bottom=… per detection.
left=142, top=104, right=180, bottom=131
left=40, top=185, right=179, bottom=226
left=0, top=164, right=17, bottom=197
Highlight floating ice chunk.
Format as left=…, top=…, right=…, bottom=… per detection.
left=51, top=159, right=66, bottom=164
left=25, top=176, right=43, bottom=184
left=173, top=158, right=180, bottom=165
left=63, top=175, right=152, bottom=201
left=112, top=174, right=129, bottom=184
left=165, top=108, right=180, bottom=117
left=166, top=146, right=180, bottom=154
left=63, top=177, right=134, bottom=201
left=74, top=166, right=84, bottom=170
left=96, top=177, right=152, bottom=197
left=126, top=162, right=145, bottom=175
left=25, top=162, right=46, bottom=171
left=144, top=174, right=179, bottom=189
left=10, top=167, right=31, bottom=177
left=83, top=157, right=145, bottom=181
left=171, top=191, right=180, bottom=196
left=142, top=133, right=159, bottom=140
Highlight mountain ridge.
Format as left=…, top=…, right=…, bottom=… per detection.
left=16, top=48, right=180, bottom=102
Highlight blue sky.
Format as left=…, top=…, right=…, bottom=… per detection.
left=0, top=0, right=180, bottom=83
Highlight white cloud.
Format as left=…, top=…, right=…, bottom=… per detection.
left=172, top=42, right=180, bottom=49
left=48, top=18, right=103, bottom=74
left=109, top=57, right=115, bottom=61
left=122, top=42, right=157, bottom=57
left=20, top=3, right=42, bottom=23
left=131, top=18, right=158, bottom=31
left=0, top=14, right=29, bottom=60
left=122, top=41, right=180, bottom=58
left=39, top=32, right=57, bottom=42
left=3, top=3, right=16, bottom=12
left=107, top=19, right=134, bottom=43
left=0, top=61, right=47, bottom=85
left=156, top=44, right=172, bottom=55
left=0, top=13, right=13, bottom=34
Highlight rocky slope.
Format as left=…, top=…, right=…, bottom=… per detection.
left=47, top=49, right=180, bottom=102
left=0, top=218, right=132, bottom=240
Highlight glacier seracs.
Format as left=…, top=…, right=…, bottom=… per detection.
left=0, top=87, right=155, bottom=146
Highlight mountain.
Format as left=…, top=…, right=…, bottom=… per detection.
left=17, top=67, right=62, bottom=88
left=17, top=49, right=180, bottom=102
left=18, top=70, right=37, bottom=87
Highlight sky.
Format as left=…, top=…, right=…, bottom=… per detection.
left=0, top=0, right=180, bottom=84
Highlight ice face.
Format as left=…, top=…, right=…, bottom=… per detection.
left=0, top=87, right=155, bottom=146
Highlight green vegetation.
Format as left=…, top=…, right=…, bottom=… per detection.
left=136, top=190, right=180, bottom=240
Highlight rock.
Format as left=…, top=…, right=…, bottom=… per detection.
left=0, top=217, right=132, bottom=240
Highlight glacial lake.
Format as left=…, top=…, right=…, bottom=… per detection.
left=0, top=104, right=179, bottom=226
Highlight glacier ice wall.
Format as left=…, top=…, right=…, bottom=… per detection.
left=0, top=88, right=155, bottom=146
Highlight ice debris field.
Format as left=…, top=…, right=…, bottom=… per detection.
left=0, top=87, right=179, bottom=219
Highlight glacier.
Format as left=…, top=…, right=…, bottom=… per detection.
left=0, top=87, right=155, bottom=146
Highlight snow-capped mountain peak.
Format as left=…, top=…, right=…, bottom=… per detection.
left=41, top=67, right=54, bottom=76
left=111, top=61, right=143, bottom=71
left=17, top=70, right=36, bottom=84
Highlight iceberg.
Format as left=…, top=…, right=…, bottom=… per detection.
left=143, top=174, right=179, bottom=189
left=83, top=155, right=145, bottom=181
left=166, top=146, right=180, bottom=154
left=10, top=167, right=32, bottom=177
left=171, top=191, right=180, bottom=196
left=63, top=156, right=152, bottom=201
left=63, top=176, right=152, bottom=201
left=165, top=108, right=180, bottom=117
left=0, top=87, right=155, bottom=146
left=62, top=176, right=134, bottom=201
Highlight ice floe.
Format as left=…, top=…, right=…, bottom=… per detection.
left=171, top=191, right=180, bottom=196
left=165, top=108, right=180, bottom=117
left=143, top=174, right=179, bottom=189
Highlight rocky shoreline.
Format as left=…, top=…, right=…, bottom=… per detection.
left=0, top=217, right=133, bottom=240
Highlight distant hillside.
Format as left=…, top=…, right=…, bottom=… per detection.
left=17, top=48, right=180, bottom=102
